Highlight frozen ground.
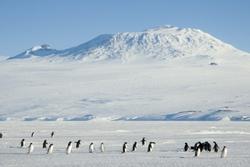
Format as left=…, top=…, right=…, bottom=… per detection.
left=0, top=121, right=250, bottom=167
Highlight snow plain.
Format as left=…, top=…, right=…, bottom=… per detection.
left=0, top=121, right=250, bottom=167
left=1, top=56, right=250, bottom=121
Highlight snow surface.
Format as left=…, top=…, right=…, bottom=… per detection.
left=1, top=25, right=250, bottom=121
left=0, top=121, right=250, bottom=167
left=1, top=59, right=250, bottom=121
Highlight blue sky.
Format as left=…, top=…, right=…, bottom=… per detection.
left=0, top=0, right=250, bottom=56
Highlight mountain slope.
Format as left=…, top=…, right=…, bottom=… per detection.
left=8, top=26, right=248, bottom=62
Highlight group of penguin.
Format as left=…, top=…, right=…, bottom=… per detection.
left=21, top=132, right=156, bottom=155
left=122, top=137, right=156, bottom=153
left=4, top=131, right=228, bottom=158
left=184, top=141, right=227, bottom=158
left=21, top=131, right=55, bottom=154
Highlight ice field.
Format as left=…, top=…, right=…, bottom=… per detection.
left=1, top=60, right=250, bottom=122
left=0, top=121, right=250, bottom=167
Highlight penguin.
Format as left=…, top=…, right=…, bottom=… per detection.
left=194, top=147, right=201, bottom=157
left=89, top=142, right=94, bottom=153
left=75, top=140, right=81, bottom=149
left=66, top=141, right=73, bottom=154
left=21, top=139, right=25, bottom=148
left=221, top=146, right=227, bottom=158
left=47, top=144, right=54, bottom=154
left=193, top=141, right=200, bottom=151
left=203, top=141, right=210, bottom=152
left=51, top=131, right=54, bottom=138
left=184, top=143, right=189, bottom=152
left=122, top=142, right=128, bottom=153
left=141, top=137, right=146, bottom=146
left=0, top=132, right=2, bottom=138
left=147, top=142, right=156, bottom=152
left=197, top=142, right=203, bottom=152
left=202, top=142, right=207, bottom=151
left=213, top=141, right=219, bottom=152
left=31, top=132, right=35, bottom=137
left=27, top=143, right=34, bottom=154
left=43, top=140, right=48, bottom=148
left=132, top=142, right=137, bottom=152
left=207, top=142, right=212, bottom=152
left=100, top=142, right=105, bottom=152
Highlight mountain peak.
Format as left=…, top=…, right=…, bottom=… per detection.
left=8, top=26, right=246, bottom=62
left=8, top=44, right=58, bottom=60
left=30, top=44, right=51, bottom=52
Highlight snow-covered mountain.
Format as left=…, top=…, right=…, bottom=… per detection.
left=1, top=26, right=250, bottom=121
left=8, top=25, right=247, bottom=62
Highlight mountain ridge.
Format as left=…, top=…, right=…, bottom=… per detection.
left=8, top=25, right=248, bottom=62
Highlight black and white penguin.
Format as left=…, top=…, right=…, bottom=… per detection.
left=75, top=140, right=81, bottom=149
left=122, top=142, right=128, bottom=153
left=27, top=143, right=34, bottom=154
left=184, top=143, right=189, bottom=151
left=47, top=144, right=54, bottom=154
left=21, top=139, right=25, bottom=148
left=31, top=132, right=35, bottom=138
left=198, top=142, right=204, bottom=152
left=50, top=131, right=54, bottom=138
left=221, top=146, right=227, bottom=158
left=213, top=141, right=219, bottom=152
left=132, top=142, right=137, bottom=152
left=100, top=142, right=105, bottom=152
left=147, top=142, right=156, bottom=152
left=89, top=142, right=94, bottom=153
left=43, top=140, right=48, bottom=148
left=203, top=141, right=211, bottom=152
left=0, top=132, right=2, bottom=138
left=66, top=141, right=73, bottom=154
left=141, top=137, right=146, bottom=146
left=193, top=141, right=200, bottom=151
left=194, top=147, right=201, bottom=157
